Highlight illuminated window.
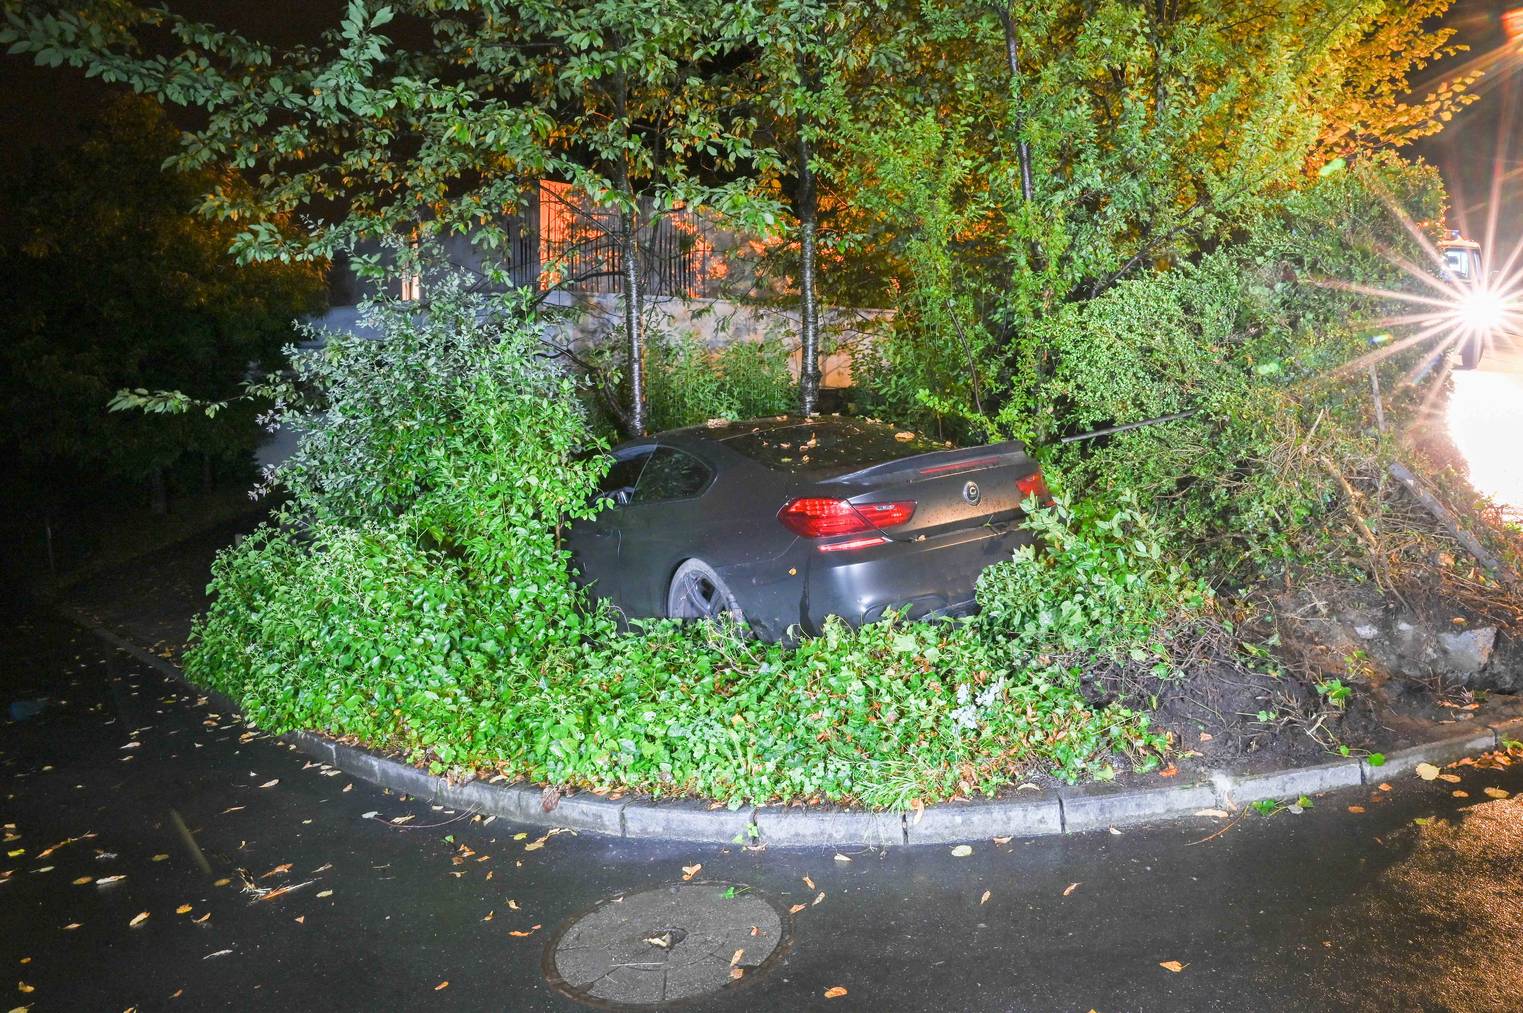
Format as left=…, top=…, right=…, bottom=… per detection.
left=536, top=180, right=714, bottom=297
left=400, top=266, right=422, bottom=301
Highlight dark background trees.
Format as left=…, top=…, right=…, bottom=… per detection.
left=0, top=94, right=324, bottom=579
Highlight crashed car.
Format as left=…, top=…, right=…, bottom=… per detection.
left=566, top=415, right=1049, bottom=640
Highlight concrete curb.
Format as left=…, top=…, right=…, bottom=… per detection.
left=64, top=607, right=1514, bottom=848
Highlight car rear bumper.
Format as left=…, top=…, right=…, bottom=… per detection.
left=799, top=523, right=1032, bottom=634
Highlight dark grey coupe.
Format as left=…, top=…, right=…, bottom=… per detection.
left=566, top=415, right=1048, bottom=640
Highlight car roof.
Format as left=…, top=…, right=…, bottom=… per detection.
left=661, top=415, right=821, bottom=443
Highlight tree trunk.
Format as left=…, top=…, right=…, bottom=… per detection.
left=614, top=69, right=647, bottom=437
left=796, top=48, right=823, bottom=416
left=995, top=5, right=1034, bottom=204
left=618, top=201, right=647, bottom=436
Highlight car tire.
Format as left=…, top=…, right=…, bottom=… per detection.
left=666, top=559, right=746, bottom=626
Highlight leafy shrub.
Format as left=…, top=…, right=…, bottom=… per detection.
left=976, top=495, right=1209, bottom=661
left=643, top=326, right=794, bottom=430
left=188, top=280, right=1169, bottom=807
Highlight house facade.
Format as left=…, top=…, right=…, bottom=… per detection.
left=312, top=181, right=870, bottom=388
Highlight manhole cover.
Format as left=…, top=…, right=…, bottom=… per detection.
left=544, top=882, right=788, bottom=1007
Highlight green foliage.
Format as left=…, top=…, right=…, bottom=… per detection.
left=976, top=496, right=1209, bottom=664
left=642, top=328, right=794, bottom=431
left=187, top=285, right=1166, bottom=805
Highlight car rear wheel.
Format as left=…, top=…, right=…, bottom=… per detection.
left=667, top=559, right=745, bottom=625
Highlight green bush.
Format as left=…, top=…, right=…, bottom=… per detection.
left=976, top=495, right=1210, bottom=662
left=187, top=279, right=1170, bottom=806
left=643, top=326, right=795, bottom=431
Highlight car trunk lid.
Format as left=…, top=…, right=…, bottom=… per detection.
left=821, top=441, right=1045, bottom=541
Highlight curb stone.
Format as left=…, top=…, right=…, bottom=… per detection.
left=1490, top=716, right=1523, bottom=748
left=61, top=606, right=1516, bottom=848
left=1364, top=728, right=1498, bottom=780
left=904, top=793, right=1062, bottom=843
left=1058, top=781, right=1218, bottom=833
left=619, top=798, right=758, bottom=844
left=752, top=806, right=905, bottom=847
left=1213, top=758, right=1364, bottom=809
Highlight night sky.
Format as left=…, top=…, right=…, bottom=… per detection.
left=2, top=0, right=1520, bottom=251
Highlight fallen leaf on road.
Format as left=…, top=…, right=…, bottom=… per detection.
left=192, top=913, right=211, bottom=925
left=390, top=815, right=414, bottom=826
left=730, top=949, right=744, bottom=967
left=980, top=890, right=990, bottom=905
left=214, top=878, right=230, bottom=888
left=1160, top=961, right=1187, bottom=973
left=1063, top=882, right=1080, bottom=897
left=508, top=899, right=519, bottom=911
left=72, top=877, right=92, bottom=886
left=993, top=836, right=1012, bottom=845
left=803, top=875, right=815, bottom=890
left=508, top=925, right=542, bottom=937
left=1438, top=773, right=1462, bottom=784
left=62, top=923, right=81, bottom=931
left=1347, top=806, right=1366, bottom=814
left=730, top=967, right=744, bottom=980
left=1483, top=787, right=1511, bottom=799
left=434, top=982, right=449, bottom=991
left=1193, top=809, right=1230, bottom=819
left=316, top=890, right=333, bottom=899
left=18, top=981, right=35, bottom=993
left=202, top=949, right=232, bottom=960
left=950, top=845, right=973, bottom=857
left=833, top=853, right=852, bottom=863
left=1378, top=783, right=1392, bottom=791
left=176, top=905, right=192, bottom=915
left=152, top=854, right=168, bottom=862
left=910, top=799, right=925, bottom=825
left=1158, top=764, right=1179, bottom=778
left=95, top=875, right=125, bottom=886
left=1452, top=790, right=1469, bottom=798
left=1415, top=763, right=1440, bottom=781
left=260, top=864, right=293, bottom=880
left=1108, top=827, right=1122, bottom=835
left=824, top=986, right=848, bottom=999
left=524, top=834, right=550, bottom=852
left=259, top=780, right=279, bottom=789
left=361, top=811, right=379, bottom=820
left=789, top=903, right=807, bottom=914
left=294, top=916, right=305, bottom=925
left=812, top=892, right=825, bottom=906
left=682, top=864, right=702, bottom=881
left=129, top=912, right=149, bottom=927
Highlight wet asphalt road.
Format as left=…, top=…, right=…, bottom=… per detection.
left=4, top=609, right=1523, bottom=1012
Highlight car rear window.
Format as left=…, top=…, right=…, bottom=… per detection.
left=722, top=419, right=952, bottom=472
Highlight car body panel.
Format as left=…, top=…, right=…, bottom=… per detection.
left=564, top=416, right=1043, bottom=639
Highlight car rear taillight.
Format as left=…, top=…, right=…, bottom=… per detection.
left=777, top=497, right=916, bottom=538
left=1016, top=470, right=1052, bottom=505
